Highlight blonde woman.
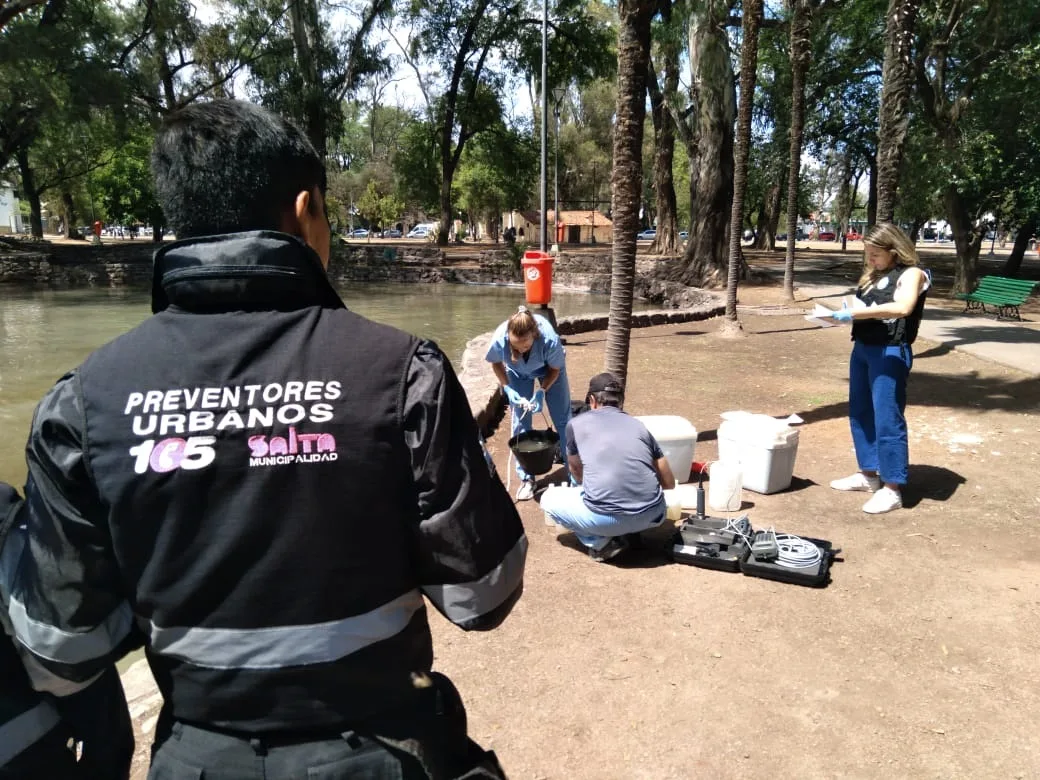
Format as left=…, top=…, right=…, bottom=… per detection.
left=830, top=223, right=931, bottom=514
left=486, top=307, right=571, bottom=500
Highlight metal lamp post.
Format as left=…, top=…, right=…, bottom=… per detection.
left=551, top=87, right=565, bottom=254
left=539, top=0, right=548, bottom=252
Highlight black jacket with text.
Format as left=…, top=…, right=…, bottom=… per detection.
left=0, top=231, right=526, bottom=734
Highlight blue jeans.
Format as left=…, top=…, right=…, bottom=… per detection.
left=508, top=370, right=571, bottom=480
left=848, top=340, right=912, bottom=485
left=541, top=486, right=665, bottom=551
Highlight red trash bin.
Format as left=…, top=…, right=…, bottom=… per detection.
left=521, top=250, right=554, bottom=305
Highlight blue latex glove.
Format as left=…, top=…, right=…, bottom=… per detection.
left=503, top=385, right=526, bottom=407
left=832, top=308, right=853, bottom=323
left=530, top=388, right=545, bottom=413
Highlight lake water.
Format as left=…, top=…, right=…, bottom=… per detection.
left=0, top=281, right=630, bottom=484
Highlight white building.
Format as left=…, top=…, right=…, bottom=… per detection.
left=0, top=182, right=22, bottom=234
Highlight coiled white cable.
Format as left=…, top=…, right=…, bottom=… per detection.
left=765, top=527, right=823, bottom=569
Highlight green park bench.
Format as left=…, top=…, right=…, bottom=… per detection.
left=955, top=275, right=1039, bottom=321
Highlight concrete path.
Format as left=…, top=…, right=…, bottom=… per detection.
left=792, top=278, right=1040, bottom=377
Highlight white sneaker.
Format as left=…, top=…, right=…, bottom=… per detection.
left=516, top=479, right=536, bottom=501
left=830, top=472, right=881, bottom=492
left=862, top=486, right=903, bottom=514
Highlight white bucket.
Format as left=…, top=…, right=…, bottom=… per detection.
left=708, top=461, right=743, bottom=512
left=717, top=413, right=800, bottom=494
left=663, top=488, right=684, bottom=522
left=635, top=415, right=698, bottom=483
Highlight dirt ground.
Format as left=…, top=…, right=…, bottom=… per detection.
left=439, top=289, right=1040, bottom=778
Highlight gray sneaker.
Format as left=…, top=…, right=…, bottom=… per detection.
left=589, top=537, right=629, bottom=563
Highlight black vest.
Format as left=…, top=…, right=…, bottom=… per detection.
left=76, top=232, right=433, bottom=732
left=852, top=264, right=928, bottom=346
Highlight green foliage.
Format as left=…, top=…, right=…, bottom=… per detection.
left=394, top=118, right=442, bottom=212
left=91, top=125, right=163, bottom=228
left=455, top=124, right=538, bottom=234
left=355, top=180, right=404, bottom=232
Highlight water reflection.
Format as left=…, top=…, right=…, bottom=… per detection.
left=0, top=282, right=630, bottom=483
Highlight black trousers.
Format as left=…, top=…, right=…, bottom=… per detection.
left=148, top=721, right=425, bottom=779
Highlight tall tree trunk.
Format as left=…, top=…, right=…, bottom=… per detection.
left=866, top=159, right=878, bottom=229
left=438, top=163, right=455, bottom=246
left=61, top=189, right=75, bottom=238
left=875, top=0, right=920, bottom=223
left=668, top=0, right=735, bottom=288
left=835, top=153, right=854, bottom=252
left=605, top=0, right=654, bottom=383
left=289, top=0, right=328, bottom=158
left=16, top=147, right=43, bottom=238
left=647, top=54, right=680, bottom=255
left=1003, top=216, right=1037, bottom=277
left=945, top=186, right=982, bottom=293
left=723, top=0, right=762, bottom=328
left=782, top=0, right=811, bottom=300
left=754, top=178, right=785, bottom=249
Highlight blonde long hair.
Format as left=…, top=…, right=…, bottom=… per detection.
left=507, top=306, right=538, bottom=338
left=859, top=223, right=919, bottom=288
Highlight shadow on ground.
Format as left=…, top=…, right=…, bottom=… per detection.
left=902, top=465, right=967, bottom=508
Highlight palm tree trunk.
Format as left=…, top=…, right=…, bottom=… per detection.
left=605, top=0, right=655, bottom=383
left=724, top=0, right=763, bottom=329
left=875, top=0, right=920, bottom=223
left=782, top=0, right=812, bottom=300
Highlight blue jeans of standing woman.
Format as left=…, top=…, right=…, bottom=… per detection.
left=848, top=340, right=913, bottom=485
left=508, top=370, right=571, bottom=481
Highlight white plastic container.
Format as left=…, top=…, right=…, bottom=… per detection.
left=663, top=488, right=684, bottom=521
left=717, top=413, right=800, bottom=494
left=541, top=483, right=580, bottom=526
left=708, top=460, right=743, bottom=511
left=635, top=415, right=698, bottom=484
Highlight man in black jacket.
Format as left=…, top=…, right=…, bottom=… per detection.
left=0, top=100, right=526, bottom=778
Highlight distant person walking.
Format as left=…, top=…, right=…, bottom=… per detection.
left=829, top=223, right=931, bottom=514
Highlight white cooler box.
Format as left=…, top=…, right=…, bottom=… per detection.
left=717, top=413, right=800, bottom=494
left=635, top=415, right=698, bottom=484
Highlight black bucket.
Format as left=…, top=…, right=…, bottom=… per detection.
left=508, top=429, right=560, bottom=476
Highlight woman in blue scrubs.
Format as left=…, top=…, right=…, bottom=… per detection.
left=486, top=307, right=571, bottom=500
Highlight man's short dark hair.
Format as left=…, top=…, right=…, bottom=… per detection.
left=152, top=99, right=327, bottom=238
left=586, top=372, right=624, bottom=407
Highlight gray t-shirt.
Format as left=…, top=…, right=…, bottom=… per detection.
left=565, top=406, right=665, bottom=515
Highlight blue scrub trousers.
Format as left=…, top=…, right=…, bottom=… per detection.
left=848, top=340, right=912, bottom=485
left=508, top=369, right=571, bottom=481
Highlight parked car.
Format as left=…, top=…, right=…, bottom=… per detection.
left=818, top=230, right=836, bottom=241
left=349, top=228, right=369, bottom=238
left=636, top=229, right=657, bottom=241
left=406, top=226, right=431, bottom=239
left=679, top=231, right=689, bottom=240
left=742, top=229, right=755, bottom=241
left=382, top=228, right=402, bottom=239
left=845, top=230, right=863, bottom=241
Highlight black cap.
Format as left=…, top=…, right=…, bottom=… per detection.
left=587, top=372, right=624, bottom=396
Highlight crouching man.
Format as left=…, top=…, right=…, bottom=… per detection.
left=540, top=373, right=675, bottom=562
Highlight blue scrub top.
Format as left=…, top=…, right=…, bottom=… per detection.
left=485, top=314, right=566, bottom=379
